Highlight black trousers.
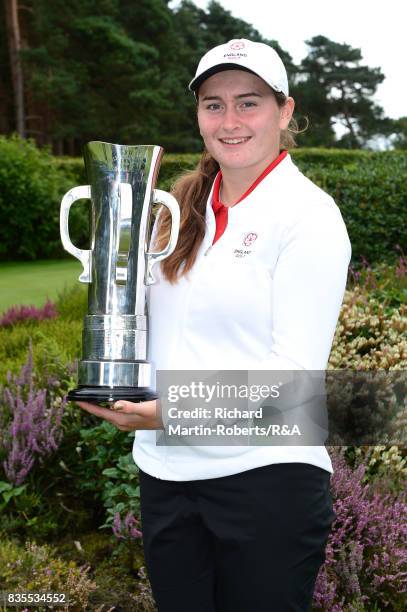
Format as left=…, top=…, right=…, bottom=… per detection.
left=139, top=462, right=336, bottom=612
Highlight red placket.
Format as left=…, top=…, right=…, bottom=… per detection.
left=211, top=149, right=288, bottom=245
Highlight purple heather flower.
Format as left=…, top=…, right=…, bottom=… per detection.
left=112, top=512, right=125, bottom=540
left=313, top=448, right=407, bottom=610
left=0, top=342, right=66, bottom=485
left=0, top=299, right=57, bottom=327
left=395, top=254, right=407, bottom=279
left=112, top=511, right=142, bottom=541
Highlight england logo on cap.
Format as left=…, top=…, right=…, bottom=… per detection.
left=229, top=41, right=245, bottom=51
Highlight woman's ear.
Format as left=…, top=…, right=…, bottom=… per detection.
left=279, top=97, right=295, bottom=130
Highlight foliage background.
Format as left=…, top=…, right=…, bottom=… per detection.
left=1, top=136, right=406, bottom=265
left=2, top=0, right=406, bottom=154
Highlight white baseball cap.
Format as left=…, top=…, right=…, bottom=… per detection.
left=189, top=38, right=289, bottom=96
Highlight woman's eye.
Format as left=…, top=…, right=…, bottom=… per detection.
left=241, top=101, right=256, bottom=108
left=206, top=103, right=221, bottom=111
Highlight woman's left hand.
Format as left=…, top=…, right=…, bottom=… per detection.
left=76, top=399, right=163, bottom=432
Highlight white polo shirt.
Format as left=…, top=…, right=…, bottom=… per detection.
left=132, top=153, right=351, bottom=480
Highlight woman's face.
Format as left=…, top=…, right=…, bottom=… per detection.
left=197, top=70, right=294, bottom=176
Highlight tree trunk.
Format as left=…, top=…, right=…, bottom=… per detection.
left=68, top=138, right=75, bottom=157
left=342, top=110, right=358, bottom=147
left=4, top=0, right=25, bottom=136
left=0, top=77, right=11, bottom=133
left=339, top=86, right=359, bottom=147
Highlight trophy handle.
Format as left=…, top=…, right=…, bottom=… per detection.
left=145, top=189, right=180, bottom=286
left=60, top=185, right=92, bottom=283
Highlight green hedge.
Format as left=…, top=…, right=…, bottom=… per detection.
left=1, top=135, right=406, bottom=265
left=0, top=136, right=90, bottom=261
left=299, top=154, right=406, bottom=266
left=48, top=148, right=407, bottom=266
left=55, top=149, right=388, bottom=188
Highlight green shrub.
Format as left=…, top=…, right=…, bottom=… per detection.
left=297, top=153, right=407, bottom=267
left=0, top=135, right=90, bottom=261
left=72, top=421, right=135, bottom=506
left=100, top=451, right=141, bottom=531
left=291, top=147, right=390, bottom=166
left=0, top=318, right=82, bottom=383
left=53, top=155, right=86, bottom=186
left=54, top=283, right=88, bottom=322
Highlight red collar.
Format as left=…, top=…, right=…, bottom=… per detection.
left=212, top=149, right=287, bottom=211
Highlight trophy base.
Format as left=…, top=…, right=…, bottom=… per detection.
left=67, top=386, right=158, bottom=407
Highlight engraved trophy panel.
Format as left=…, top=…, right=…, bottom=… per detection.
left=60, top=141, right=180, bottom=405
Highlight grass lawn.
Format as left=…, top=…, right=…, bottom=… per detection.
left=0, top=259, right=85, bottom=314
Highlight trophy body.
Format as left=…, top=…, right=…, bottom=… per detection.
left=60, top=141, right=180, bottom=405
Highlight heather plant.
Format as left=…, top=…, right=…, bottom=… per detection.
left=395, top=246, right=407, bottom=279
left=328, top=287, right=407, bottom=370
left=348, top=247, right=407, bottom=311
left=0, top=340, right=96, bottom=539
left=0, top=316, right=82, bottom=382
left=348, top=445, right=407, bottom=495
left=326, top=261, right=407, bottom=445
left=313, top=447, right=407, bottom=610
left=0, top=283, right=84, bottom=381
left=0, top=537, right=96, bottom=610
left=59, top=532, right=156, bottom=611
left=113, top=511, right=142, bottom=542
left=111, top=511, right=144, bottom=578
left=0, top=258, right=405, bottom=608
left=0, top=342, right=66, bottom=486
left=330, top=256, right=406, bottom=371
left=0, top=299, right=57, bottom=327
left=325, top=368, right=406, bottom=447
left=128, top=566, right=157, bottom=612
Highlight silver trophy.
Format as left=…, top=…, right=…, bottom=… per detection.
left=60, top=141, right=180, bottom=405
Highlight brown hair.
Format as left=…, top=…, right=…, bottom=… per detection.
left=154, top=91, right=303, bottom=283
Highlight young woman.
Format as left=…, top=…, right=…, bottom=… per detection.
left=78, top=39, right=351, bottom=612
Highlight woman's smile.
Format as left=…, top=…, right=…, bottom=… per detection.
left=218, top=136, right=252, bottom=146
